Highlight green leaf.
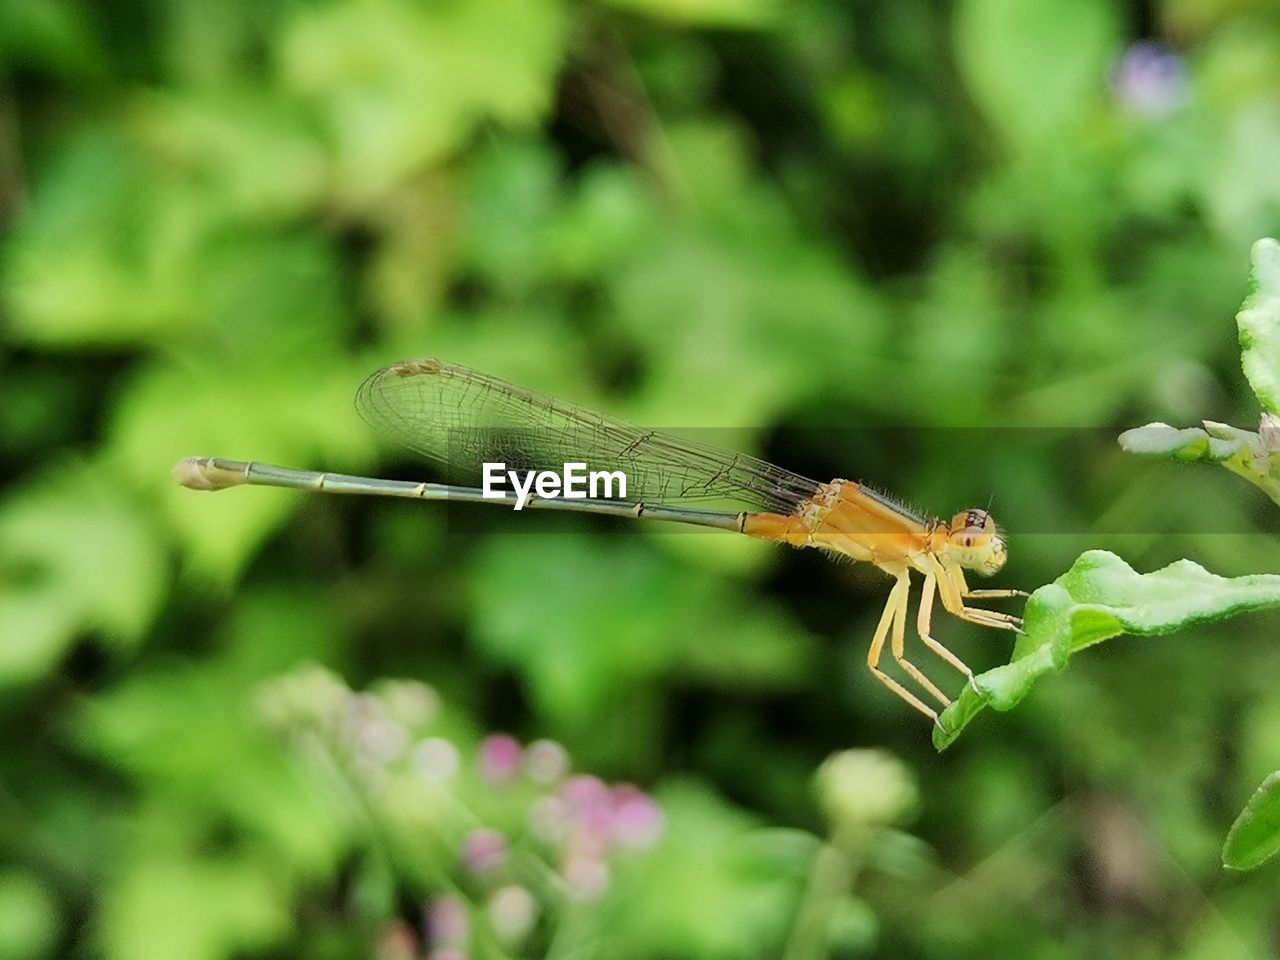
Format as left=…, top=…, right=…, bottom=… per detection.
left=954, top=0, right=1119, bottom=155
left=1118, top=421, right=1253, bottom=463
left=133, top=90, right=328, bottom=220
left=0, top=462, right=166, bottom=685
left=466, top=534, right=813, bottom=759
left=102, top=849, right=290, bottom=960
left=108, top=353, right=373, bottom=585
left=0, top=0, right=106, bottom=77
left=600, top=0, right=779, bottom=27
left=1223, top=771, right=1280, bottom=870
left=548, top=162, right=663, bottom=281
left=279, top=0, right=568, bottom=203
left=0, top=871, right=59, bottom=960
left=1118, top=417, right=1280, bottom=508
left=459, top=144, right=664, bottom=293
left=5, top=127, right=346, bottom=351
left=934, top=551, right=1280, bottom=750
left=5, top=129, right=203, bottom=346
left=458, top=138, right=564, bottom=297
left=1238, top=237, right=1280, bottom=414
left=606, top=781, right=813, bottom=958
left=608, top=121, right=887, bottom=428
left=76, top=591, right=354, bottom=875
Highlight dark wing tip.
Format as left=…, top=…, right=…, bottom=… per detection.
left=387, top=358, right=444, bottom=378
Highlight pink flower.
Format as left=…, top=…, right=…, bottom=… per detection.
left=478, top=734, right=522, bottom=784
left=561, top=775, right=611, bottom=814
left=612, top=787, right=665, bottom=850
left=561, top=775, right=615, bottom=851
left=425, top=895, right=469, bottom=948
left=461, top=828, right=508, bottom=875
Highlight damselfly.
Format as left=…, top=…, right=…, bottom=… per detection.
left=174, top=358, right=1025, bottom=725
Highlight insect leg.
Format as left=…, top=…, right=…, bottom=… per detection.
left=867, top=572, right=941, bottom=724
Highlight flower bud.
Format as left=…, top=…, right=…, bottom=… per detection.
left=816, top=749, right=917, bottom=831
left=487, top=885, right=537, bottom=946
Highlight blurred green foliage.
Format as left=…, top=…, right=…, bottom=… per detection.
left=4, top=0, right=1280, bottom=957
left=1122, top=238, right=1280, bottom=505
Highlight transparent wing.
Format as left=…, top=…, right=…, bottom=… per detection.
left=355, top=359, right=821, bottom=514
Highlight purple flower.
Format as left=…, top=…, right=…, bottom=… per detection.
left=1111, top=42, right=1187, bottom=117
left=478, top=734, right=522, bottom=784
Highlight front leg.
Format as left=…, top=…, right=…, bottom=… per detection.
left=952, top=566, right=1028, bottom=605
left=957, top=608, right=1024, bottom=631
left=933, top=559, right=1024, bottom=632
left=964, top=588, right=1029, bottom=600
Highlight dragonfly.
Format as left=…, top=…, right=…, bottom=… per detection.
left=174, top=358, right=1026, bottom=726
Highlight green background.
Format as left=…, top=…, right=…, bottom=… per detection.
left=3, top=0, right=1280, bottom=957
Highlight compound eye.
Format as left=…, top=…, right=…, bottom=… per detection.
left=950, top=509, right=993, bottom=547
